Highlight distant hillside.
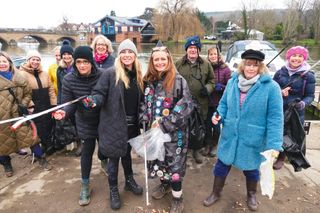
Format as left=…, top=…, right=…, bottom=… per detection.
left=205, top=9, right=286, bottom=22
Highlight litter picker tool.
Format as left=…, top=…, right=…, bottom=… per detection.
left=142, top=121, right=150, bottom=206
left=10, top=95, right=87, bottom=130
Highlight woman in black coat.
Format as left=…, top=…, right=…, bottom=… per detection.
left=53, top=46, right=102, bottom=206
left=87, top=39, right=144, bottom=210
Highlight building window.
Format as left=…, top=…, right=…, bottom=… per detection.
left=118, top=26, right=122, bottom=33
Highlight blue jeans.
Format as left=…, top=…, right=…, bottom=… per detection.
left=213, top=159, right=260, bottom=181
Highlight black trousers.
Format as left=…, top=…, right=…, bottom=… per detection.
left=107, top=125, right=139, bottom=186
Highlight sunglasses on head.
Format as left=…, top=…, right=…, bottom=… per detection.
left=152, top=46, right=169, bottom=53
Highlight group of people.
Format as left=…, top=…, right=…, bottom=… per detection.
left=0, top=33, right=316, bottom=212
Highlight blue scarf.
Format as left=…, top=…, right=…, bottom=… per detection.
left=0, top=71, right=13, bottom=80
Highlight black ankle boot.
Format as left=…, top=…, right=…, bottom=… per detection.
left=110, top=186, right=121, bottom=210
left=125, top=175, right=143, bottom=195
left=2, top=160, right=13, bottom=177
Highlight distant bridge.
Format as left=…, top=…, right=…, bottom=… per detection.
left=0, top=28, right=81, bottom=50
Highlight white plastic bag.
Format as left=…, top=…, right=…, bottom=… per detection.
left=128, top=127, right=171, bottom=161
left=260, top=150, right=276, bottom=199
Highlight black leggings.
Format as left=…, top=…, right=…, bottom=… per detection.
left=81, top=138, right=96, bottom=180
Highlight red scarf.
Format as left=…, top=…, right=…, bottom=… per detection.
left=94, top=52, right=108, bottom=64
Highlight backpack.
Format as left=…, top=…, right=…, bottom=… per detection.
left=175, top=78, right=206, bottom=150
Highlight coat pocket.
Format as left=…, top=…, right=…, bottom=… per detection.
left=242, top=124, right=265, bottom=148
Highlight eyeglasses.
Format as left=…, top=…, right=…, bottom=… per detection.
left=75, top=60, right=90, bottom=65
left=152, top=46, right=169, bottom=53
left=96, top=43, right=107, bottom=47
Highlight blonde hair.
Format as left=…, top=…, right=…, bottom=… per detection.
left=91, top=35, right=114, bottom=54
left=207, top=47, right=225, bottom=63
left=0, top=51, right=16, bottom=72
left=115, top=56, right=144, bottom=91
left=237, top=59, right=269, bottom=75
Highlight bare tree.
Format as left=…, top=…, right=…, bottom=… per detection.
left=153, top=0, right=204, bottom=41
left=311, top=0, right=320, bottom=43
left=239, top=0, right=260, bottom=39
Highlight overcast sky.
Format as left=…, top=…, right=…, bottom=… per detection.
left=0, top=0, right=286, bottom=29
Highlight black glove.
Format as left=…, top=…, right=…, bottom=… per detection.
left=199, top=87, right=209, bottom=97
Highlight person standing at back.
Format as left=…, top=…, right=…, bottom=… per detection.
left=272, top=46, right=316, bottom=170
left=48, top=46, right=61, bottom=95
left=91, top=34, right=115, bottom=69
left=175, top=36, right=215, bottom=164
left=202, top=46, right=231, bottom=157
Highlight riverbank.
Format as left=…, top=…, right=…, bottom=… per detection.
left=1, top=122, right=319, bottom=212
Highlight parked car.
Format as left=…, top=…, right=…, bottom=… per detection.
left=12, top=56, right=26, bottom=69
left=204, top=35, right=217, bottom=40
left=225, top=40, right=285, bottom=76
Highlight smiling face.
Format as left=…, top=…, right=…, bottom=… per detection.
left=152, top=51, right=169, bottom=72
left=243, top=59, right=259, bottom=80
left=208, top=48, right=219, bottom=63
left=62, top=53, right=73, bottom=65
left=288, top=53, right=304, bottom=69
left=0, top=55, right=10, bottom=72
left=29, top=57, right=41, bottom=69
left=120, top=49, right=136, bottom=70
left=95, top=38, right=108, bottom=55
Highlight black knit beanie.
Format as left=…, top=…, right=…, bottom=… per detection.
left=73, top=46, right=94, bottom=64
left=60, top=40, right=74, bottom=55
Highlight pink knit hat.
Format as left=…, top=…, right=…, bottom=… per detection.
left=285, top=46, right=309, bottom=61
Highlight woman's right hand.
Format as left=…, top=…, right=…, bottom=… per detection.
left=211, top=114, right=221, bottom=125
left=52, top=110, right=66, bottom=120
left=281, top=87, right=291, bottom=97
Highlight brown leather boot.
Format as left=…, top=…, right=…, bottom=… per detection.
left=246, top=180, right=258, bottom=211
left=203, top=176, right=226, bottom=207
left=273, top=152, right=286, bottom=170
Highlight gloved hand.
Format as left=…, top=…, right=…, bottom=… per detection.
left=82, top=95, right=96, bottom=108
left=215, top=83, right=225, bottom=92
left=294, top=100, right=305, bottom=110
left=199, top=87, right=209, bottom=97
left=18, top=105, right=29, bottom=116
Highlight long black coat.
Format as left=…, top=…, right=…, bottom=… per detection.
left=62, top=66, right=102, bottom=139
left=92, top=67, right=141, bottom=158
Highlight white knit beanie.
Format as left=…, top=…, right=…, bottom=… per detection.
left=26, top=50, right=42, bottom=61
left=117, top=39, right=138, bottom=55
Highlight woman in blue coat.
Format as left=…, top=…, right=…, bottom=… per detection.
left=272, top=46, right=315, bottom=170
left=203, top=49, right=284, bottom=211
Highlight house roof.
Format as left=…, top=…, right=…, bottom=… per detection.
left=94, top=15, right=147, bottom=27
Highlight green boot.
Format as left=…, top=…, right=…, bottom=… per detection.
left=79, top=182, right=90, bottom=206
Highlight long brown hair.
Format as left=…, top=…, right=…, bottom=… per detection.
left=144, top=47, right=176, bottom=94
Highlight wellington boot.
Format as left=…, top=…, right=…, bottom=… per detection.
left=3, top=161, right=13, bottom=177
left=152, top=183, right=171, bottom=200
left=110, top=186, right=121, bottom=210
left=124, top=175, right=143, bottom=195
left=79, top=182, right=90, bottom=206
left=170, top=197, right=184, bottom=213
left=246, top=180, right=258, bottom=211
left=38, top=157, right=52, bottom=171
left=203, top=176, right=226, bottom=207
left=273, top=152, right=286, bottom=170
left=193, top=149, right=203, bottom=164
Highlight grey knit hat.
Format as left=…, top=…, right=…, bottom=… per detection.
left=117, top=39, right=138, bottom=55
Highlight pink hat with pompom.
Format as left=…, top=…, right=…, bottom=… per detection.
left=285, top=46, right=309, bottom=61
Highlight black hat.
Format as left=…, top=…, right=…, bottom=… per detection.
left=73, top=46, right=94, bottom=64
left=241, top=49, right=265, bottom=61
left=60, top=40, right=74, bottom=56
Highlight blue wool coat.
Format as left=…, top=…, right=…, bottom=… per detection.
left=217, top=73, right=284, bottom=170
